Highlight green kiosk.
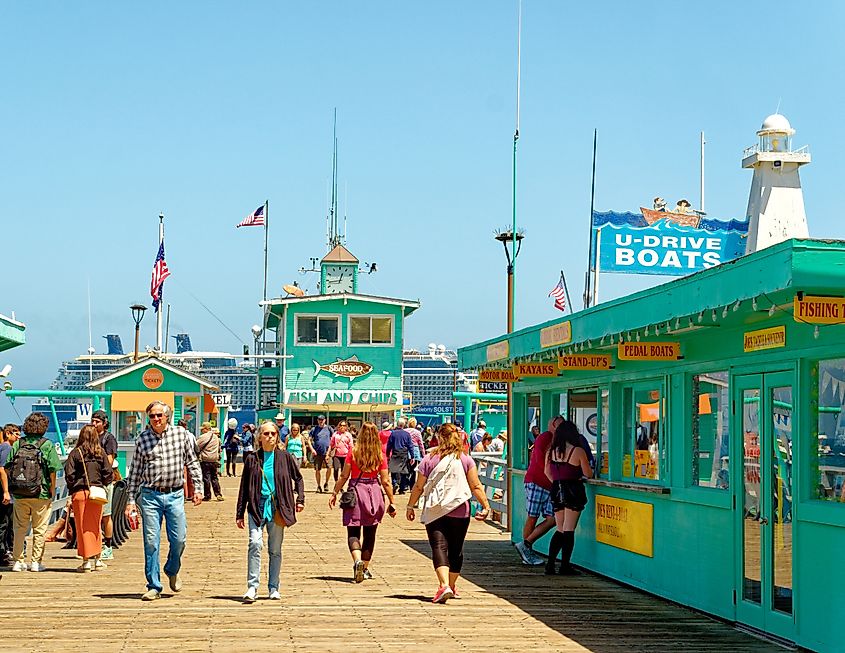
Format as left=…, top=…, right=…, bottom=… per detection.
left=459, top=239, right=845, bottom=651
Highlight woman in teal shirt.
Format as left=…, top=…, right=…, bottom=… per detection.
left=284, top=423, right=306, bottom=468
left=236, top=421, right=305, bottom=602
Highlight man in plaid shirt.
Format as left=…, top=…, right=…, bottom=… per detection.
left=125, top=401, right=203, bottom=601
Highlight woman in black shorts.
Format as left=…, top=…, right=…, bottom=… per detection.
left=544, top=420, right=593, bottom=575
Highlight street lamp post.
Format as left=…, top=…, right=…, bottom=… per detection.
left=130, top=304, right=147, bottom=363
left=494, top=228, right=524, bottom=530
left=251, top=324, right=263, bottom=424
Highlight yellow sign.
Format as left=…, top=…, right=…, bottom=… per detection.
left=622, top=454, right=632, bottom=477
left=617, top=342, right=680, bottom=361
left=600, top=451, right=609, bottom=476
left=486, top=341, right=509, bottom=362
left=478, top=368, right=519, bottom=383
left=559, top=354, right=612, bottom=370
left=743, top=326, right=786, bottom=353
left=595, top=495, right=654, bottom=558
left=793, top=294, right=845, bottom=324
left=513, top=362, right=558, bottom=378
left=540, top=321, right=572, bottom=348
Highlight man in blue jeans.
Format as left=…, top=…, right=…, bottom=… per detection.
left=125, top=401, right=203, bottom=601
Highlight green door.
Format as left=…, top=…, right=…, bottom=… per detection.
left=734, top=372, right=795, bottom=641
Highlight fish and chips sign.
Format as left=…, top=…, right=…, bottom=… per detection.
left=794, top=294, right=845, bottom=324
left=591, top=209, right=748, bottom=277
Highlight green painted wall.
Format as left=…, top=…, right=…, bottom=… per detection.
left=102, top=364, right=204, bottom=393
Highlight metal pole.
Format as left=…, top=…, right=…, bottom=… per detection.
left=134, top=323, right=141, bottom=363
left=263, top=199, right=269, bottom=302
left=592, top=227, right=602, bottom=306
left=700, top=131, right=705, bottom=213
left=452, top=365, right=458, bottom=422
left=164, top=304, right=171, bottom=354
left=48, top=399, right=66, bottom=455
left=585, top=129, right=597, bottom=308
left=560, top=272, right=574, bottom=315
left=156, top=214, right=164, bottom=352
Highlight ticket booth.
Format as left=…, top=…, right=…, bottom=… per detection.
left=87, top=357, right=220, bottom=475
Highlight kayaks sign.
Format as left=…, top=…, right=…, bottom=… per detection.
left=591, top=210, right=747, bottom=276
left=313, top=356, right=373, bottom=380
left=513, top=362, right=558, bottom=378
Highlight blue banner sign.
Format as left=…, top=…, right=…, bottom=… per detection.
left=592, top=210, right=748, bottom=276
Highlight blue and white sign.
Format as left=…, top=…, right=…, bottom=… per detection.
left=591, top=210, right=748, bottom=276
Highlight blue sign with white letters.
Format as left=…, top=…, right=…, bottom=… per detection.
left=591, top=210, right=748, bottom=276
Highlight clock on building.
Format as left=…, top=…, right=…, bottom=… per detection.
left=321, top=245, right=359, bottom=295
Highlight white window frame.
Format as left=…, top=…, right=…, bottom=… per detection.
left=347, top=314, right=395, bottom=347
left=295, top=314, right=341, bottom=346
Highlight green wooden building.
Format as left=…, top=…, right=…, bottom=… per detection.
left=258, top=244, right=419, bottom=431
left=458, top=238, right=845, bottom=651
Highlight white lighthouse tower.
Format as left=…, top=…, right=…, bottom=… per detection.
left=742, top=113, right=810, bottom=253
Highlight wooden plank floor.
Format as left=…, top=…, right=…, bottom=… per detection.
left=7, top=475, right=785, bottom=652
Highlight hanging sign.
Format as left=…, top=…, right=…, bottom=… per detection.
left=595, top=495, right=654, bottom=557
left=513, top=362, right=558, bottom=378
left=284, top=390, right=403, bottom=406
left=617, top=342, right=680, bottom=361
left=486, top=341, right=509, bottom=362
left=743, top=326, right=786, bottom=352
left=540, top=321, right=572, bottom=348
left=559, top=354, right=613, bottom=370
left=212, top=394, right=232, bottom=406
left=793, top=295, right=845, bottom=324
left=591, top=210, right=748, bottom=276
left=479, top=368, right=519, bottom=383
left=479, top=380, right=508, bottom=394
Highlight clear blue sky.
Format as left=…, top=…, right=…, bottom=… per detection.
left=1, top=2, right=842, bottom=422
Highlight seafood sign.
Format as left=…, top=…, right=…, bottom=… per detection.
left=313, top=356, right=373, bottom=380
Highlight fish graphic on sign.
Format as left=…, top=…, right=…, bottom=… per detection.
left=313, top=356, right=374, bottom=380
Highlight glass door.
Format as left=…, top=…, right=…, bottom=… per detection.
left=734, top=372, right=795, bottom=640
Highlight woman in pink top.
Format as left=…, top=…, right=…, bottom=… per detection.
left=328, top=421, right=354, bottom=483
left=406, top=423, right=491, bottom=603
left=329, top=422, right=396, bottom=582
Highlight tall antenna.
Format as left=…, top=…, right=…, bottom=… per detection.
left=509, top=0, right=522, bottom=332
left=343, top=181, right=348, bottom=243
left=328, top=108, right=340, bottom=250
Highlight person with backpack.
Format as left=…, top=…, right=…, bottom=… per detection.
left=63, top=424, right=113, bottom=572
left=405, top=422, right=490, bottom=603
left=223, top=418, right=241, bottom=477
left=0, top=413, right=62, bottom=572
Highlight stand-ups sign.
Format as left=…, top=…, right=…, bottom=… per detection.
left=591, top=209, right=747, bottom=276
left=559, top=354, right=612, bottom=370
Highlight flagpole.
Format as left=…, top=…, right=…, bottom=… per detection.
left=560, top=271, right=574, bottom=315
left=156, top=213, right=164, bottom=351
left=263, top=199, right=269, bottom=302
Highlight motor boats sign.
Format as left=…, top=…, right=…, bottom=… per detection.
left=591, top=209, right=748, bottom=276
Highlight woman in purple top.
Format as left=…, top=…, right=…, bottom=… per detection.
left=406, top=423, right=491, bottom=603
left=544, top=420, right=593, bottom=575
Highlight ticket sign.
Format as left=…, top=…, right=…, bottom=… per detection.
left=743, top=326, right=786, bottom=352
left=617, top=342, right=680, bottom=361
left=513, top=362, right=558, bottom=378
left=595, top=495, right=654, bottom=558
left=793, top=294, right=845, bottom=324
left=486, top=341, right=509, bottom=362
left=540, top=321, right=572, bottom=348
left=478, top=368, right=519, bottom=383
left=559, top=354, right=613, bottom=370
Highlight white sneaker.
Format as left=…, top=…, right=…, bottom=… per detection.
left=11, top=561, right=27, bottom=572
left=29, top=561, right=45, bottom=572
left=242, top=587, right=257, bottom=603
left=94, top=559, right=107, bottom=570
left=77, top=560, right=93, bottom=573
left=268, top=590, right=281, bottom=600
left=514, top=541, right=533, bottom=565
left=141, top=589, right=161, bottom=601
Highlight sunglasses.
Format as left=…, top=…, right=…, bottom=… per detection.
left=149, top=413, right=165, bottom=419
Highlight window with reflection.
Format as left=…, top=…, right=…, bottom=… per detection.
left=812, top=358, right=845, bottom=502
left=623, top=381, right=663, bottom=481
left=691, top=371, right=730, bottom=489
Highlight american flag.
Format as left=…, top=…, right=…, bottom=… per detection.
left=237, top=204, right=265, bottom=228
left=150, top=242, right=171, bottom=312
left=548, top=275, right=567, bottom=312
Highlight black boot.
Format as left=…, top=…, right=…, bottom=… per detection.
left=545, top=531, right=564, bottom=575
left=559, top=531, right=576, bottom=574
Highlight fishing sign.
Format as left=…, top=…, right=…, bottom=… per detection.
left=591, top=209, right=748, bottom=276
left=313, top=356, right=373, bottom=380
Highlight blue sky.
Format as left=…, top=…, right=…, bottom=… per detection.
left=1, top=2, right=842, bottom=422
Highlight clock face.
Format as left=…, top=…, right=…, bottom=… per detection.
left=324, top=264, right=354, bottom=293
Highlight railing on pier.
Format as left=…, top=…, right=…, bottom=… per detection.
left=471, top=452, right=508, bottom=528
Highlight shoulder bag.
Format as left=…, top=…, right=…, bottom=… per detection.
left=339, top=469, right=364, bottom=510
left=79, top=451, right=108, bottom=505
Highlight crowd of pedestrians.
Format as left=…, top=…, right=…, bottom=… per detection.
left=0, top=406, right=594, bottom=605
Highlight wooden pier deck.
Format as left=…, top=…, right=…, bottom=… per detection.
left=10, top=475, right=785, bottom=653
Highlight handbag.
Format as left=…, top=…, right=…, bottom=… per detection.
left=339, top=471, right=364, bottom=510
left=79, top=451, right=108, bottom=505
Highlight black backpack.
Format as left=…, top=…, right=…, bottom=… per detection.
left=8, top=438, right=48, bottom=498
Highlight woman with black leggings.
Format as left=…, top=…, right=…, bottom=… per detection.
left=329, top=422, right=396, bottom=582
left=406, top=423, right=491, bottom=603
